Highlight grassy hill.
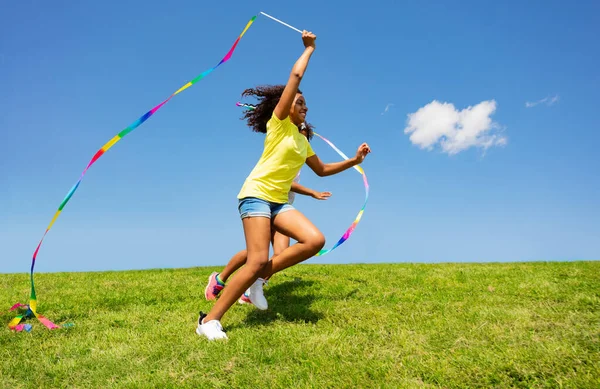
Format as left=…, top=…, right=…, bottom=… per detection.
left=1, top=262, right=599, bottom=388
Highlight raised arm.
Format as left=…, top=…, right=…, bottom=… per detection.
left=273, top=31, right=316, bottom=120
left=306, top=143, right=371, bottom=177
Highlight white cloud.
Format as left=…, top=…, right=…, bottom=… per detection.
left=404, top=100, right=506, bottom=155
left=525, top=94, right=559, bottom=108
left=381, top=103, right=394, bottom=115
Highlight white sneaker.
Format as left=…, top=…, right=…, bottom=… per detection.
left=196, top=312, right=227, bottom=340
left=247, top=278, right=268, bottom=310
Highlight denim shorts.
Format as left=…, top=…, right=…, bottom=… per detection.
left=238, top=197, right=294, bottom=219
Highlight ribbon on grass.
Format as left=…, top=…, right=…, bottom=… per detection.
left=8, top=15, right=257, bottom=331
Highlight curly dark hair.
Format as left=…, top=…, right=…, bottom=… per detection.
left=240, top=85, right=314, bottom=141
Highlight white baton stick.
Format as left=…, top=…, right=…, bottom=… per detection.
left=260, top=12, right=303, bottom=34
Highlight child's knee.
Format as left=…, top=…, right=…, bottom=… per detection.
left=246, top=252, right=269, bottom=271
left=308, top=231, right=325, bottom=253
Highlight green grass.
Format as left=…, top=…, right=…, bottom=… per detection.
left=1, top=262, right=599, bottom=388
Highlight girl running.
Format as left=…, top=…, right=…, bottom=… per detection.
left=204, top=125, right=331, bottom=309
left=197, top=30, right=371, bottom=340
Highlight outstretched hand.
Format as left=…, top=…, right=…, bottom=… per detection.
left=354, top=143, right=371, bottom=164
left=312, top=191, right=332, bottom=200
left=302, top=31, right=316, bottom=49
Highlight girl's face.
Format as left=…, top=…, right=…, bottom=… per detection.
left=289, top=93, right=308, bottom=125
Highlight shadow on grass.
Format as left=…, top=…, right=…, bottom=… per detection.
left=231, top=278, right=324, bottom=329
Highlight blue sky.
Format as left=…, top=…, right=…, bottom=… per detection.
left=1, top=0, right=599, bottom=273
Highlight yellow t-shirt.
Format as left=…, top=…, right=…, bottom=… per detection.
left=238, top=113, right=315, bottom=204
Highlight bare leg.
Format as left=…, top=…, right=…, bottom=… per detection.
left=219, top=250, right=248, bottom=282
left=260, top=210, right=324, bottom=279
left=272, top=231, right=291, bottom=256
left=265, top=232, right=291, bottom=281
left=204, top=216, right=271, bottom=322
left=219, top=228, right=291, bottom=285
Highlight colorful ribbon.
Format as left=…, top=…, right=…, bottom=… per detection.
left=236, top=102, right=369, bottom=256
left=312, top=132, right=369, bottom=256
left=9, top=15, right=257, bottom=331
left=235, top=102, right=257, bottom=110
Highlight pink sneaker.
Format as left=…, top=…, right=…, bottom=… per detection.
left=204, top=272, right=224, bottom=300
left=238, top=292, right=252, bottom=305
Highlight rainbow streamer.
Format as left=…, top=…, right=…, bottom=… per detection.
left=9, top=16, right=257, bottom=331
left=237, top=102, right=369, bottom=255
left=312, top=133, right=369, bottom=256
left=235, top=102, right=257, bottom=110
